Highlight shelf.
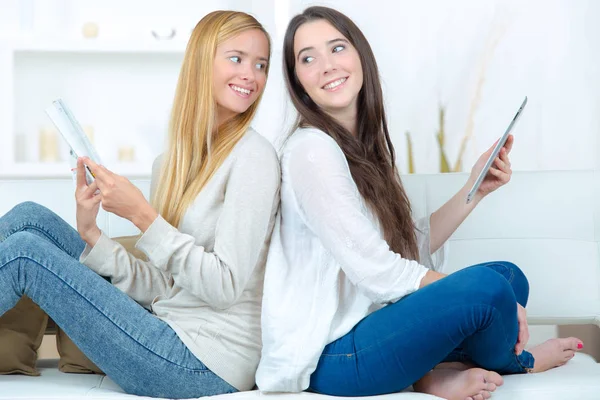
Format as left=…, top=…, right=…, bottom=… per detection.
left=1, top=35, right=177, bottom=181
left=11, top=39, right=187, bottom=54
left=0, top=162, right=152, bottom=179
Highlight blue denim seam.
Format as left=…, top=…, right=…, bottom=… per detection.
left=3, top=254, right=211, bottom=374
left=481, top=262, right=515, bottom=285
left=320, top=303, right=483, bottom=358
left=320, top=303, right=531, bottom=373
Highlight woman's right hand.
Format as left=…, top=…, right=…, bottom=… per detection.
left=75, top=158, right=102, bottom=246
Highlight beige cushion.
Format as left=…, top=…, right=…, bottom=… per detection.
left=0, top=296, right=48, bottom=376
left=56, top=327, right=103, bottom=374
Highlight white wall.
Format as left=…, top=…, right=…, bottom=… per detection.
left=277, top=0, right=599, bottom=173
left=0, top=0, right=598, bottom=173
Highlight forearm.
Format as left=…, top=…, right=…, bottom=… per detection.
left=131, top=202, right=159, bottom=233
left=80, top=227, right=102, bottom=248
left=429, top=183, right=482, bottom=253
left=80, top=203, right=157, bottom=247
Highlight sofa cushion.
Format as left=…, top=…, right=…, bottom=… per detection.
left=0, top=355, right=597, bottom=399
left=56, top=327, right=103, bottom=375
left=0, top=296, right=48, bottom=376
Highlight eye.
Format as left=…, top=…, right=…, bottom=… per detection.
left=302, top=56, right=315, bottom=64
left=255, top=63, right=267, bottom=70
left=229, top=56, right=241, bottom=63
left=332, top=45, right=345, bottom=53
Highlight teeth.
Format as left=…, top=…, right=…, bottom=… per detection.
left=231, top=85, right=251, bottom=95
left=324, top=78, right=347, bottom=90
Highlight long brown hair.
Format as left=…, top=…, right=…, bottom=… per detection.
left=283, top=6, right=419, bottom=261
left=153, top=11, right=271, bottom=228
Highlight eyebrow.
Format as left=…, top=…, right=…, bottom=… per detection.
left=224, top=49, right=269, bottom=62
left=296, top=38, right=349, bottom=61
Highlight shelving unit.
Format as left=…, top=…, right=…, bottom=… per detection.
left=12, top=38, right=187, bottom=54
left=2, top=162, right=152, bottom=179
left=0, top=37, right=185, bottom=179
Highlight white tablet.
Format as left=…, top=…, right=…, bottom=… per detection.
left=466, top=96, right=528, bottom=204
left=45, top=98, right=102, bottom=185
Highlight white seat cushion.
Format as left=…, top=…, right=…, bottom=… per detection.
left=0, top=356, right=598, bottom=399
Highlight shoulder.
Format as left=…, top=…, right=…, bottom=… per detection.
left=151, top=154, right=164, bottom=172
left=282, top=127, right=347, bottom=170
left=284, top=127, right=340, bottom=152
left=150, top=154, right=164, bottom=183
left=235, top=128, right=279, bottom=165
left=229, top=128, right=281, bottom=182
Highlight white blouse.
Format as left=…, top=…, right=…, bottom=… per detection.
left=256, top=128, right=447, bottom=393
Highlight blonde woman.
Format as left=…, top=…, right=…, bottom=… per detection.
left=0, top=11, right=279, bottom=398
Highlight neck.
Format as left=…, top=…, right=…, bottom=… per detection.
left=216, top=106, right=236, bottom=128
left=326, top=104, right=358, bottom=136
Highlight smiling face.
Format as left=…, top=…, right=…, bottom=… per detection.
left=293, top=19, right=363, bottom=118
left=213, top=28, right=270, bottom=124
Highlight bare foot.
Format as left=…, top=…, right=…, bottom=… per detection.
left=434, top=361, right=476, bottom=371
left=529, top=337, right=583, bottom=372
left=414, top=368, right=503, bottom=400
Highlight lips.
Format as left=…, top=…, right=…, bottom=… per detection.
left=229, top=84, right=253, bottom=98
left=322, top=77, right=348, bottom=91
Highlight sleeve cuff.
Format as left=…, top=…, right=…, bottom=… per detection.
left=415, top=214, right=448, bottom=272
left=135, top=215, right=177, bottom=269
left=79, top=232, right=119, bottom=276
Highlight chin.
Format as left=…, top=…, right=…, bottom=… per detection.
left=322, top=99, right=354, bottom=111
left=225, top=102, right=252, bottom=115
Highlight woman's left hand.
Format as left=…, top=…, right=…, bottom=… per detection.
left=466, top=135, right=514, bottom=201
left=515, top=303, right=529, bottom=355
left=82, top=157, right=158, bottom=232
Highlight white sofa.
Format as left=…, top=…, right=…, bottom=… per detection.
left=0, top=171, right=599, bottom=399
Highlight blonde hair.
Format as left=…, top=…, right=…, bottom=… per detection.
left=153, top=11, right=271, bottom=228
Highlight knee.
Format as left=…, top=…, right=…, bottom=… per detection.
left=0, top=231, right=44, bottom=261
left=494, top=261, right=530, bottom=306
left=6, top=202, right=57, bottom=230
left=4, top=230, right=40, bottom=247
left=462, top=266, right=516, bottom=308
left=10, top=201, right=51, bottom=219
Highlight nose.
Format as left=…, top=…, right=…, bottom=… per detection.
left=323, top=53, right=337, bottom=75
left=239, top=63, right=256, bottom=83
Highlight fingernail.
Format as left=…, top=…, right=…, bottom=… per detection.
left=578, top=343, right=583, bottom=349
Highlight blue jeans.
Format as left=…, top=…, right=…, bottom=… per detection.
left=309, top=261, right=533, bottom=396
left=0, top=202, right=237, bottom=398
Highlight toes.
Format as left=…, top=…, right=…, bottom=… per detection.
left=472, top=394, right=484, bottom=400
left=481, top=390, right=492, bottom=399
left=484, top=370, right=504, bottom=386
left=564, top=350, right=575, bottom=361
left=562, top=337, right=583, bottom=351
left=485, top=382, right=497, bottom=392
